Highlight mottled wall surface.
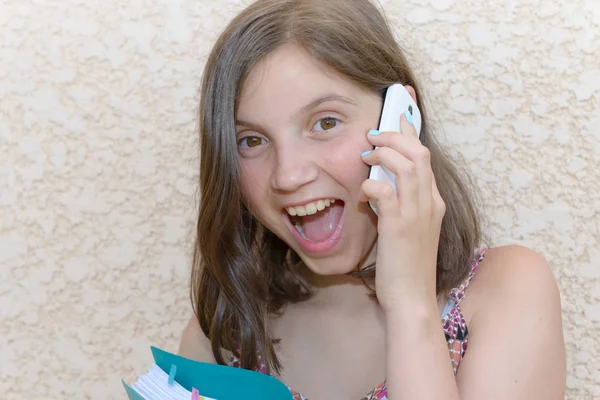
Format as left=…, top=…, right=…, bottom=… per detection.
left=1, top=0, right=598, bottom=398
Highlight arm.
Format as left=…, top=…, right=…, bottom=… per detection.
left=456, top=246, right=566, bottom=399
left=360, top=109, right=565, bottom=399
left=385, top=246, right=566, bottom=400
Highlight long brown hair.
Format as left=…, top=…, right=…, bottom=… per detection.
left=192, top=0, right=481, bottom=374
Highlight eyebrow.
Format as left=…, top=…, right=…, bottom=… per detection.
left=235, top=93, right=357, bottom=131
left=298, top=93, right=358, bottom=114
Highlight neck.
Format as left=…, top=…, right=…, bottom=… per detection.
left=297, top=239, right=379, bottom=308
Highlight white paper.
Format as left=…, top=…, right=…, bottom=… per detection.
left=131, top=364, right=217, bottom=400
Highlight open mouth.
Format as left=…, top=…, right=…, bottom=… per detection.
left=285, top=198, right=344, bottom=244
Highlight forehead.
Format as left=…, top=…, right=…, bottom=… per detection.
left=237, top=44, right=365, bottom=119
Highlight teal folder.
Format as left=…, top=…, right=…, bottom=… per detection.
left=123, top=346, right=293, bottom=400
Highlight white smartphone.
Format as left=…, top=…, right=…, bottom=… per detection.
left=368, top=84, right=422, bottom=216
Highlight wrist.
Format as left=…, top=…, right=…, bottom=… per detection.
left=383, top=295, right=440, bottom=325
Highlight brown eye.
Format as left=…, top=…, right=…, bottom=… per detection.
left=239, top=136, right=265, bottom=148
left=247, top=137, right=262, bottom=147
left=314, top=117, right=339, bottom=132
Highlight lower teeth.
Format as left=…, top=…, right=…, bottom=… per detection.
left=294, top=223, right=306, bottom=239
left=289, top=215, right=308, bottom=239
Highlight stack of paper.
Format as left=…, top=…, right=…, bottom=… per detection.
left=130, top=364, right=216, bottom=400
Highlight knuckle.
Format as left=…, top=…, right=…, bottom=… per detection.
left=400, top=162, right=416, bottom=176
left=418, top=146, right=431, bottom=161
left=435, top=196, right=446, bottom=215
left=380, top=184, right=396, bottom=199
left=378, top=146, right=393, bottom=158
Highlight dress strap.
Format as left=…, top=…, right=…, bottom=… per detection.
left=448, top=248, right=486, bottom=306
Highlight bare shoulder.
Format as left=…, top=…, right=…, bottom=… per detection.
left=457, top=248, right=566, bottom=398
left=463, top=245, right=561, bottom=316
left=178, top=314, right=217, bottom=363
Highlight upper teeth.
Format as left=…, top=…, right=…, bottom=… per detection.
left=287, top=199, right=336, bottom=217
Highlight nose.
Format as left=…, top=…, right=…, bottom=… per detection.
left=271, top=143, right=319, bottom=192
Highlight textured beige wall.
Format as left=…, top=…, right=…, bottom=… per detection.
left=1, top=0, right=598, bottom=398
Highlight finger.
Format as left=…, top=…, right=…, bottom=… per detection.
left=431, top=172, right=446, bottom=222
left=400, top=110, right=419, bottom=138
left=367, top=129, right=425, bottom=166
left=400, top=114, right=433, bottom=214
left=360, top=178, right=398, bottom=217
left=368, top=115, right=433, bottom=212
left=364, top=127, right=427, bottom=206
left=361, top=147, right=418, bottom=217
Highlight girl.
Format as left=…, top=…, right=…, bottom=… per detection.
left=179, top=0, right=566, bottom=398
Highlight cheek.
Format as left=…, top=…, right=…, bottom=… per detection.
left=239, top=163, right=269, bottom=212
left=239, top=162, right=285, bottom=233
left=322, top=132, right=371, bottom=188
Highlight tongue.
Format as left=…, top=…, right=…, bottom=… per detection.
left=301, top=203, right=344, bottom=242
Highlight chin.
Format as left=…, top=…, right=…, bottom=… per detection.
left=296, top=247, right=368, bottom=276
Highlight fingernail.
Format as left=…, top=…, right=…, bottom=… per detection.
left=368, top=129, right=381, bottom=136
left=361, top=150, right=372, bottom=157
left=404, top=110, right=413, bottom=124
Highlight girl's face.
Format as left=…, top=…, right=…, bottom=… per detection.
left=236, top=44, right=381, bottom=276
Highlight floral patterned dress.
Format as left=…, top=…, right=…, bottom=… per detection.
left=229, top=249, right=487, bottom=400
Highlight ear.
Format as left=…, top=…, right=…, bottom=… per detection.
left=405, top=85, right=417, bottom=103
